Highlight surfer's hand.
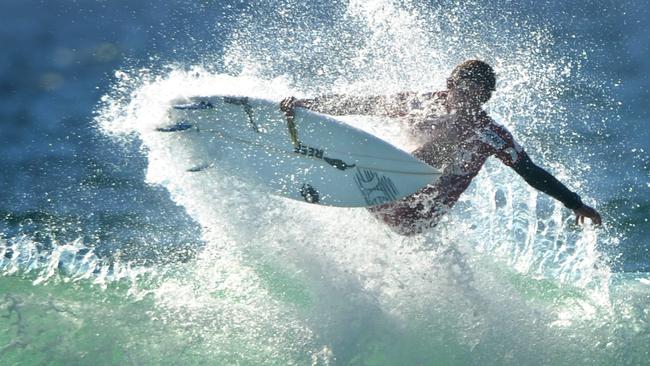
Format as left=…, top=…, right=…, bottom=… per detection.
left=573, top=204, right=602, bottom=225
left=280, top=96, right=297, bottom=113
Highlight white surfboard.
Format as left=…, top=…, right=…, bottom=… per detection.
left=156, top=95, right=441, bottom=207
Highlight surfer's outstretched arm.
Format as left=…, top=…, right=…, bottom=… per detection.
left=490, top=124, right=602, bottom=225
left=291, top=93, right=415, bottom=117
left=511, top=154, right=602, bottom=225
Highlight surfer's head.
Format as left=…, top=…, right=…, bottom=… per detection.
left=446, top=60, right=496, bottom=111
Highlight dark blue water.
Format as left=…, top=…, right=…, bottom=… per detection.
left=1, top=1, right=649, bottom=364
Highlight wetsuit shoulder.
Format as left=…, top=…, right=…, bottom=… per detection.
left=477, top=118, right=526, bottom=167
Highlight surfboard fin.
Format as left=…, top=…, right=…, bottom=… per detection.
left=173, top=101, right=214, bottom=110
left=187, top=163, right=212, bottom=172
left=156, top=122, right=194, bottom=132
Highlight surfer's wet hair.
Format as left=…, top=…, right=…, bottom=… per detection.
left=450, top=60, right=496, bottom=101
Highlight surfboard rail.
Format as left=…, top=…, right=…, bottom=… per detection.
left=154, top=95, right=441, bottom=207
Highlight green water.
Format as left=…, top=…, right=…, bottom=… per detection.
left=3, top=262, right=649, bottom=366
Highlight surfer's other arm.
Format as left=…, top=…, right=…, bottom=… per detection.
left=489, top=124, right=601, bottom=225
left=509, top=153, right=602, bottom=225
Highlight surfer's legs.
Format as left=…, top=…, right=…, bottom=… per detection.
left=367, top=200, right=444, bottom=236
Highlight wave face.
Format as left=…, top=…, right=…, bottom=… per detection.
left=2, top=0, right=649, bottom=365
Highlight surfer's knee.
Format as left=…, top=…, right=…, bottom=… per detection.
left=390, top=224, right=421, bottom=236
left=367, top=207, right=424, bottom=236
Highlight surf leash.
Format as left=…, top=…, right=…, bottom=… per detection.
left=280, top=96, right=300, bottom=147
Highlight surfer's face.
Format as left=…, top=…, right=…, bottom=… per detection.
left=446, top=77, right=492, bottom=111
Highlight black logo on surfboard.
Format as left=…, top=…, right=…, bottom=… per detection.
left=323, top=157, right=356, bottom=171
left=354, top=168, right=399, bottom=206
left=294, top=142, right=356, bottom=171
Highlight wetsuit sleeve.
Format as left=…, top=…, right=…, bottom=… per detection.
left=296, top=93, right=415, bottom=117
left=490, top=125, right=583, bottom=210
left=510, top=154, right=583, bottom=209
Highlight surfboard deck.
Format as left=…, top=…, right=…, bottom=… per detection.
left=156, top=95, right=441, bottom=207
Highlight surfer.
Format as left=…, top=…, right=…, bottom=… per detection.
left=282, top=60, right=602, bottom=235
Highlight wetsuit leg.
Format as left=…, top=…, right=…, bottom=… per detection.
left=368, top=198, right=445, bottom=236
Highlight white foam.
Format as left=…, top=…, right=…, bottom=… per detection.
left=90, top=0, right=635, bottom=363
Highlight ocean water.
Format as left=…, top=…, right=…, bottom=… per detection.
left=1, top=0, right=649, bottom=365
